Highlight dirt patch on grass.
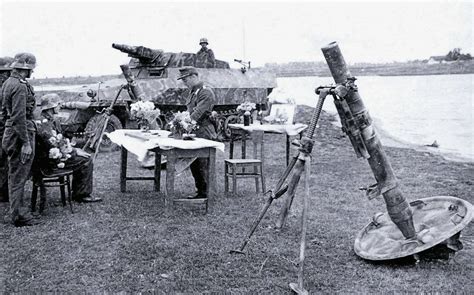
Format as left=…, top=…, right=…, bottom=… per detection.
left=1, top=106, right=473, bottom=293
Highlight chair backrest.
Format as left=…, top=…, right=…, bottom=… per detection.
left=228, top=129, right=265, bottom=162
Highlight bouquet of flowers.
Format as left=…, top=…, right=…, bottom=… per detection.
left=236, top=102, right=256, bottom=115
left=168, top=111, right=198, bottom=138
left=130, top=101, right=161, bottom=130
left=48, top=130, right=74, bottom=168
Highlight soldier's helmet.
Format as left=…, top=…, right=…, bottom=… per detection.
left=38, top=93, right=62, bottom=111
left=11, top=53, right=36, bottom=70
left=0, top=56, right=14, bottom=71
left=199, top=38, right=209, bottom=45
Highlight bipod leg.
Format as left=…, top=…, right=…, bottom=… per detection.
left=275, top=85, right=328, bottom=229
left=230, top=153, right=298, bottom=254
left=230, top=184, right=289, bottom=254
left=289, top=156, right=311, bottom=295
left=276, top=155, right=298, bottom=190
left=275, top=155, right=306, bottom=229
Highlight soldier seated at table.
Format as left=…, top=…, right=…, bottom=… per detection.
left=34, top=94, right=102, bottom=203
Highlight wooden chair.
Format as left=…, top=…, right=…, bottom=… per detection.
left=31, top=168, right=74, bottom=214
left=224, top=129, right=266, bottom=195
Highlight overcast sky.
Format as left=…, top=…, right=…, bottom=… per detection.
left=0, top=0, right=472, bottom=78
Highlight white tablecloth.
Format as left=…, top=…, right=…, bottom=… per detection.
left=228, top=123, right=308, bottom=136
left=106, top=129, right=225, bottom=162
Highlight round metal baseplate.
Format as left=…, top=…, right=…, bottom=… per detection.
left=354, top=196, right=473, bottom=261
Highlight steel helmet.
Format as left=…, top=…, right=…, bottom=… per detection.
left=11, top=52, right=36, bottom=70
left=199, top=38, right=209, bottom=45
left=38, top=93, right=62, bottom=111
left=0, top=56, right=14, bottom=70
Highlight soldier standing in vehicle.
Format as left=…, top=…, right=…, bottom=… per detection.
left=0, top=56, right=13, bottom=203
left=2, top=53, right=40, bottom=226
left=177, top=66, right=217, bottom=199
left=196, top=38, right=216, bottom=68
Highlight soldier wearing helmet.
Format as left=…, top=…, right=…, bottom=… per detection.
left=177, top=66, right=217, bottom=199
left=0, top=56, right=14, bottom=203
left=34, top=94, right=102, bottom=204
left=1, top=52, right=40, bottom=226
left=196, top=37, right=216, bottom=68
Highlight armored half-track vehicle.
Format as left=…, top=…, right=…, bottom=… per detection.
left=36, top=43, right=277, bottom=150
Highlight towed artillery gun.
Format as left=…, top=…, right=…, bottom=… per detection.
left=36, top=43, right=277, bottom=150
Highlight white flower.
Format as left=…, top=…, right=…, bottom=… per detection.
left=130, top=101, right=160, bottom=121
left=49, top=148, right=61, bottom=159
left=49, top=136, right=58, bottom=145
left=57, top=133, right=63, bottom=140
left=57, top=162, right=65, bottom=169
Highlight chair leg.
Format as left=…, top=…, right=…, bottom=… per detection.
left=39, top=183, right=47, bottom=214
left=232, top=163, right=237, bottom=195
left=260, top=164, right=266, bottom=193
left=224, top=163, right=229, bottom=193
left=66, top=175, right=73, bottom=214
left=254, top=165, right=260, bottom=193
left=31, top=182, right=38, bottom=212
left=59, top=176, right=66, bottom=207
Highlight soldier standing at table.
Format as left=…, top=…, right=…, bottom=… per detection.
left=195, top=38, right=216, bottom=68
left=2, top=53, right=40, bottom=226
left=0, top=56, right=14, bottom=203
left=177, top=66, right=217, bottom=199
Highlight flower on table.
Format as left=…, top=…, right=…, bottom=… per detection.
left=130, top=101, right=161, bottom=125
left=168, top=111, right=198, bottom=135
left=236, top=102, right=256, bottom=114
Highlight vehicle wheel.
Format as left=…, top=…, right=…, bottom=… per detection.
left=85, top=114, right=123, bottom=152
left=223, top=115, right=241, bottom=139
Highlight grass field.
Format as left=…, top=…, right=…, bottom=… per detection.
left=1, top=107, right=472, bottom=293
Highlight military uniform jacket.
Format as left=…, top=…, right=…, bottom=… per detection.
left=186, top=82, right=217, bottom=140
left=1, top=72, right=36, bottom=144
left=0, top=73, right=9, bottom=136
left=196, top=48, right=216, bottom=68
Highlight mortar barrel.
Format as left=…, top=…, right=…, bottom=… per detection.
left=321, top=41, right=416, bottom=239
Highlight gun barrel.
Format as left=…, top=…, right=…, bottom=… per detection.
left=321, top=41, right=416, bottom=239
left=112, top=43, right=138, bottom=55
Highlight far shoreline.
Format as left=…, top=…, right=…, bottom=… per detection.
left=296, top=105, right=474, bottom=165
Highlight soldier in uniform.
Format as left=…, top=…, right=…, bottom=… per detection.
left=177, top=66, right=217, bottom=199
left=2, top=53, right=40, bottom=226
left=35, top=93, right=102, bottom=204
left=195, top=38, right=216, bottom=68
left=0, top=56, right=14, bottom=203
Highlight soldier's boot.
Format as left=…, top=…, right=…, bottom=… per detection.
left=14, top=213, right=42, bottom=227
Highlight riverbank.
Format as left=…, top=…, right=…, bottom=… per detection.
left=1, top=106, right=472, bottom=293
left=266, top=60, right=474, bottom=77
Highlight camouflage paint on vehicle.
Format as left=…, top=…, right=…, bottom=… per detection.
left=34, top=43, right=277, bottom=142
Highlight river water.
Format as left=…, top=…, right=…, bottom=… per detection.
left=272, top=74, right=473, bottom=162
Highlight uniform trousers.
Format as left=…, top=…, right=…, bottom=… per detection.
left=2, top=128, right=35, bottom=223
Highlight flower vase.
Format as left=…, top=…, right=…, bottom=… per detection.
left=243, top=111, right=251, bottom=126
left=139, top=119, right=150, bottom=132
left=170, top=129, right=184, bottom=139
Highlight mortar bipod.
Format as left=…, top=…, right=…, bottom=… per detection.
left=230, top=84, right=329, bottom=255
